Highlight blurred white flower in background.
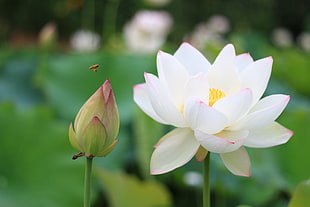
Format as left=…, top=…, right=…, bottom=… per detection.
left=206, top=15, right=230, bottom=34
left=183, top=171, right=203, bottom=187
left=186, top=15, right=230, bottom=49
left=70, top=29, right=101, bottom=52
left=124, top=10, right=173, bottom=54
left=297, top=32, right=310, bottom=52
left=271, top=28, right=293, bottom=48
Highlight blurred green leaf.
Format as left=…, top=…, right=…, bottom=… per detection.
left=229, top=31, right=269, bottom=58
left=0, top=51, right=43, bottom=107
left=209, top=148, right=288, bottom=206
left=133, top=109, right=163, bottom=178
left=0, top=103, right=85, bottom=207
left=269, top=48, right=310, bottom=96
left=38, top=51, right=155, bottom=123
left=274, top=103, right=310, bottom=186
left=95, top=168, right=172, bottom=207
left=289, top=179, right=310, bottom=207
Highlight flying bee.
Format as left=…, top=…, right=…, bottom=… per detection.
left=89, top=64, right=100, bottom=72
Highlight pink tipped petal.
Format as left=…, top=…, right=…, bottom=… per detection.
left=157, top=51, right=189, bottom=106
left=184, top=74, right=210, bottom=104
left=244, top=122, right=293, bottom=148
left=150, top=128, right=200, bottom=175
left=195, top=130, right=248, bottom=153
left=240, top=57, right=273, bottom=104
left=236, top=53, right=254, bottom=72
left=231, top=94, right=290, bottom=130
left=145, top=73, right=187, bottom=127
left=184, top=97, right=228, bottom=134
left=250, top=94, right=290, bottom=112
left=174, top=42, right=211, bottom=75
left=220, top=147, right=251, bottom=177
left=207, top=44, right=241, bottom=94
left=213, top=89, right=253, bottom=125
left=133, top=83, right=169, bottom=124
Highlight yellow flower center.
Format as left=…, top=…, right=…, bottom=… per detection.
left=179, top=88, right=226, bottom=114
left=208, top=88, right=226, bottom=106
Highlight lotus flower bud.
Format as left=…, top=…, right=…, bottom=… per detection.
left=69, top=79, right=119, bottom=158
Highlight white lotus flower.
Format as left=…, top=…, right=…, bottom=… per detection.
left=133, top=42, right=293, bottom=176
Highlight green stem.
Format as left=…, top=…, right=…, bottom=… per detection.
left=203, top=152, right=210, bottom=207
left=102, top=0, right=120, bottom=41
left=82, top=0, right=95, bottom=30
left=84, top=157, right=93, bottom=207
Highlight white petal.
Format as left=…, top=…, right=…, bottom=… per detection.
left=214, top=44, right=236, bottom=64
left=240, top=57, right=272, bottom=104
left=207, top=44, right=241, bottom=94
left=157, top=51, right=189, bottom=107
left=244, top=122, right=293, bottom=148
left=195, top=130, right=248, bottom=153
left=236, top=53, right=254, bottom=72
left=213, top=88, right=253, bottom=125
left=184, top=97, right=228, bottom=134
left=220, top=147, right=251, bottom=177
left=174, top=42, right=211, bottom=75
left=133, top=83, right=169, bottom=124
left=150, top=128, right=200, bottom=175
left=249, top=94, right=290, bottom=112
left=230, top=94, right=290, bottom=130
left=184, top=73, right=210, bottom=104
left=145, top=73, right=187, bottom=127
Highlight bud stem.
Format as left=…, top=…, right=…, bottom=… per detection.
left=84, top=157, right=93, bottom=207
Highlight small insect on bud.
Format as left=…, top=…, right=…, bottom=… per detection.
left=89, top=64, right=100, bottom=72
left=72, top=152, right=85, bottom=160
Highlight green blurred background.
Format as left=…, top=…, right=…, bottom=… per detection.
left=0, top=0, right=309, bottom=206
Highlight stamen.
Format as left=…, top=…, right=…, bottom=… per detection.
left=179, top=104, right=184, bottom=114
left=209, top=88, right=226, bottom=106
